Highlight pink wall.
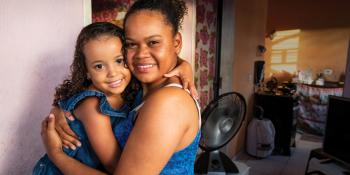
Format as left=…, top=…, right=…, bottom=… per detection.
left=0, top=1, right=84, bottom=174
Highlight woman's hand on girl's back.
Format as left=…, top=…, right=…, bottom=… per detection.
left=41, top=114, right=64, bottom=158
left=50, top=107, right=81, bottom=150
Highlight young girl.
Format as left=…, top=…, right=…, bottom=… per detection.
left=34, top=21, right=194, bottom=174
left=41, top=0, right=201, bottom=174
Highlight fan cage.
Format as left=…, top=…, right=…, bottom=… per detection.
left=199, top=92, right=247, bottom=151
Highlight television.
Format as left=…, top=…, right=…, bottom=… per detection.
left=323, top=95, right=350, bottom=167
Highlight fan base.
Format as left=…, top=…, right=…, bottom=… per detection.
left=195, top=150, right=239, bottom=174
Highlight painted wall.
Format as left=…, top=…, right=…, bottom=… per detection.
left=222, top=0, right=268, bottom=157
left=0, top=1, right=84, bottom=174
left=266, top=0, right=350, bottom=33
left=265, top=0, right=350, bottom=83
left=264, top=28, right=350, bottom=82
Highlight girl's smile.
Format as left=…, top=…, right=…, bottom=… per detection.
left=84, top=35, right=131, bottom=96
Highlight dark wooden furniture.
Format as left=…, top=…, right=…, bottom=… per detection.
left=305, top=148, right=350, bottom=175
left=254, top=93, right=297, bottom=156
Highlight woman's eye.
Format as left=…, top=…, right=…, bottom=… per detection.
left=126, top=43, right=136, bottom=49
left=148, top=41, right=159, bottom=46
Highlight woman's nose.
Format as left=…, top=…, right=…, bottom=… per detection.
left=135, top=44, right=150, bottom=59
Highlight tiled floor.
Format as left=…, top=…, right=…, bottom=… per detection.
left=236, top=133, right=322, bottom=175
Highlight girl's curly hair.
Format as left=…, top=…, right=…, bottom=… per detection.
left=53, top=22, right=140, bottom=107
left=124, top=0, right=188, bottom=35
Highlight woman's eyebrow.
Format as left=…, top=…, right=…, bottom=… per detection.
left=125, top=35, right=162, bottom=41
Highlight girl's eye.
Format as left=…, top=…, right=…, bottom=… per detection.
left=94, top=64, right=104, bottom=70
left=116, top=58, right=124, bottom=65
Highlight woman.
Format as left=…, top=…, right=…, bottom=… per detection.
left=42, top=0, right=200, bottom=174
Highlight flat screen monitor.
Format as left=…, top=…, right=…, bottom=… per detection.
left=323, top=95, right=350, bottom=166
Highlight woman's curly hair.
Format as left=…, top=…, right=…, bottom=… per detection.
left=53, top=22, right=140, bottom=106
left=124, top=0, right=188, bottom=35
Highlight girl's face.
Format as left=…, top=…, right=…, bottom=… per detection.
left=84, top=35, right=131, bottom=96
left=124, top=10, right=182, bottom=84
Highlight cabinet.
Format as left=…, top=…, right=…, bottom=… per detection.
left=254, top=93, right=297, bottom=156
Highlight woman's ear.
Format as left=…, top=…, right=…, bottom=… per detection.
left=174, top=32, right=182, bottom=55
left=87, top=73, right=91, bottom=80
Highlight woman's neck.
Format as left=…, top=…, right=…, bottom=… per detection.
left=141, top=76, right=180, bottom=100
left=141, top=60, right=179, bottom=99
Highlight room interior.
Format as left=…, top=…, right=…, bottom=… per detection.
left=0, top=0, right=349, bottom=174
left=76, top=0, right=350, bottom=174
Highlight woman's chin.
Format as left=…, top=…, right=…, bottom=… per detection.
left=135, top=74, right=162, bottom=84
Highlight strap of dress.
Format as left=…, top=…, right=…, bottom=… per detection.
left=164, top=83, right=201, bottom=128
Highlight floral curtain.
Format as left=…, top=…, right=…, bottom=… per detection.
left=195, top=0, right=217, bottom=109
left=92, top=0, right=134, bottom=27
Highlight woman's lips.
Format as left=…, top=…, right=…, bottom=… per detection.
left=135, top=64, right=155, bottom=73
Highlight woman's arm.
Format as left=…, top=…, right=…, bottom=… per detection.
left=42, top=114, right=107, bottom=175
left=164, top=58, right=198, bottom=99
left=114, top=87, right=199, bottom=174
left=74, top=97, right=121, bottom=174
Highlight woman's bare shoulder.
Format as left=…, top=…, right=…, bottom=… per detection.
left=140, top=86, right=198, bottom=123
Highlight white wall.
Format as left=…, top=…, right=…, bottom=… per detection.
left=0, top=1, right=84, bottom=174
left=179, top=0, right=196, bottom=67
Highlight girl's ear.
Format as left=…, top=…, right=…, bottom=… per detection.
left=87, top=73, right=91, bottom=79
left=174, top=32, right=182, bottom=55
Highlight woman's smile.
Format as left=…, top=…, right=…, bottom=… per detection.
left=134, top=63, right=157, bottom=73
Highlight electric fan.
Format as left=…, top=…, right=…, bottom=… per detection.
left=195, top=92, right=246, bottom=174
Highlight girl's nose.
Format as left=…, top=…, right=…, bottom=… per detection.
left=107, top=65, right=119, bottom=77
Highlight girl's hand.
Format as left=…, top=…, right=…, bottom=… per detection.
left=50, top=107, right=81, bottom=149
left=41, top=114, right=64, bottom=157
left=164, top=58, right=199, bottom=99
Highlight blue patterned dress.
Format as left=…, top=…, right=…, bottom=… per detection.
left=113, top=83, right=201, bottom=174
left=32, top=90, right=142, bottom=175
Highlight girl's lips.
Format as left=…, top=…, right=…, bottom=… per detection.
left=135, top=64, right=156, bottom=73
left=108, top=79, right=123, bottom=88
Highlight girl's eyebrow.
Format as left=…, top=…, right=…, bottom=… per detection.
left=115, top=55, right=123, bottom=59
left=90, top=54, right=123, bottom=64
left=90, top=60, right=103, bottom=64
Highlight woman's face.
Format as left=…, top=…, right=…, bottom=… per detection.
left=124, top=10, right=182, bottom=84
left=84, top=35, right=131, bottom=96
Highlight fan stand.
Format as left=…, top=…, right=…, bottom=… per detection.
left=195, top=150, right=239, bottom=174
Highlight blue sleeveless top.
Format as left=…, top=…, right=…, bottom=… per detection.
left=114, top=84, right=201, bottom=174
left=33, top=90, right=142, bottom=175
